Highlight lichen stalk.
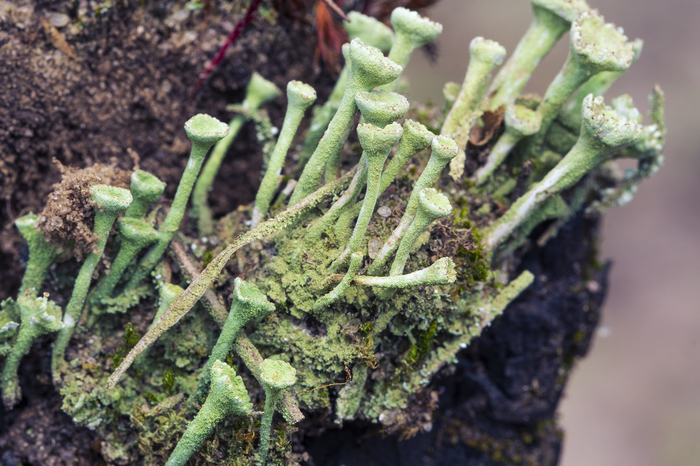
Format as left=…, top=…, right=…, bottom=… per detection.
left=442, top=37, right=506, bottom=142
left=389, top=188, right=452, bottom=277
left=482, top=94, right=643, bottom=250
left=165, top=361, right=253, bottom=466
left=314, top=252, right=363, bottom=310
left=380, top=7, right=442, bottom=91
left=123, top=115, right=229, bottom=295
left=252, top=81, right=316, bottom=227
left=52, top=185, right=132, bottom=381
left=15, top=213, right=63, bottom=296
left=297, top=12, right=394, bottom=166
left=289, top=39, right=402, bottom=206
left=558, top=38, right=643, bottom=130
left=192, top=74, right=281, bottom=235
left=2, top=294, right=63, bottom=408
left=256, top=359, right=297, bottom=466
left=487, top=0, right=589, bottom=110
left=331, top=257, right=457, bottom=288
left=91, top=217, right=161, bottom=303
left=330, top=122, right=402, bottom=271
left=368, top=135, right=458, bottom=276
left=190, top=278, right=275, bottom=406
left=523, top=10, right=638, bottom=158
left=379, top=119, right=435, bottom=193
left=473, top=104, right=542, bottom=185
left=168, top=237, right=302, bottom=423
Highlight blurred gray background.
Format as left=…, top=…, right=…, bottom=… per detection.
left=403, top=1, right=700, bottom=464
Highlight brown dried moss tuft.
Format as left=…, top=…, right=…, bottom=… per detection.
left=37, top=160, right=131, bottom=260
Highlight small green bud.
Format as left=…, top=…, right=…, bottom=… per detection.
left=184, top=114, right=231, bottom=146
left=124, top=169, right=166, bottom=219
left=390, top=188, right=452, bottom=277
left=387, top=7, right=443, bottom=70
left=474, top=104, right=542, bottom=185
left=3, top=294, right=63, bottom=408
left=355, top=90, right=409, bottom=128
left=166, top=360, right=252, bottom=466
left=257, top=359, right=297, bottom=465
left=344, top=11, right=394, bottom=53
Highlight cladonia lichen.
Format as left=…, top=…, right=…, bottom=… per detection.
left=0, top=4, right=665, bottom=464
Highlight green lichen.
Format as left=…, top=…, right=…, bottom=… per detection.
left=0, top=3, right=666, bottom=464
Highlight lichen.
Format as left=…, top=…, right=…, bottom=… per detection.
left=0, top=3, right=665, bottom=464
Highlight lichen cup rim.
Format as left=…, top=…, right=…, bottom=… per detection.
left=184, top=114, right=231, bottom=145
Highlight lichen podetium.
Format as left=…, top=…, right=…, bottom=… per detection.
left=0, top=4, right=666, bottom=465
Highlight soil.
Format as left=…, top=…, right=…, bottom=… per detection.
left=0, top=0, right=336, bottom=300
left=0, top=1, right=607, bottom=465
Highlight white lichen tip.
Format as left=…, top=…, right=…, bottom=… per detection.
left=390, top=7, right=443, bottom=47
left=532, top=0, right=590, bottom=23
left=14, top=213, right=39, bottom=238
left=357, top=122, right=403, bottom=156
left=430, top=257, right=457, bottom=284
left=610, top=94, right=642, bottom=124
left=355, top=90, right=409, bottom=128
left=90, top=185, right=132, bottom=213
left=402, top=119, right=435, bottom=147
left=117, top=217, right=161, bottom=243
left=581, top=94, right=643, bottom=148
left=417, top=188, right=452, bottom=222
left=232, top=277, right=276, bottom=322
left=130, top=170, right=166, bottom=201
left=184, top=114, right=230, bottom=145
left=210, top=360, right=253, bottom=415
left=469, top=37, right=506, bottom=66
left=430, top=135, right=459, bottom=163
left=287, top=80, right=317, bottom=109
left=505, top=104, right=541, bottom=137
left=344, top=11, right=394, bottom=53
left=260, top=359, right=297, bottom=391
left=246, top=72, right=282, bottom=110
left=349, top=38, right=403, bottom=89
left=571, top=10, right=638, bottom=72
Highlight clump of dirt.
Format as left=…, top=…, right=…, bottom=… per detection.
left=37, top=160, right=131, bottom=260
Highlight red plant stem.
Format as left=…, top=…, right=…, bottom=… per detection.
left=187, top=0, right=264, bottom=104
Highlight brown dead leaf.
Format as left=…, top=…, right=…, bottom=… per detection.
left=468, top=105, right=505, bottom=146
left=41, top=17, right=76, bottom=59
